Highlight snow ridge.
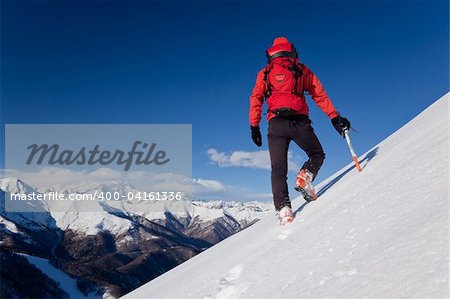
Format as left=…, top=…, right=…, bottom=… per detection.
left=123, top=93, right=449, bottom=299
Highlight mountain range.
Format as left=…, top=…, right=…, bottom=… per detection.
left=0, top=178, right=272, bottom=298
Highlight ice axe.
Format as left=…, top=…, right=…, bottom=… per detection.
left=343, top=128, right=362, bottom=172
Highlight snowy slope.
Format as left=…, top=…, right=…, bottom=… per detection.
left=19, top=254, right=98, bottom=299
left=123, top=93, right=449, bottom=299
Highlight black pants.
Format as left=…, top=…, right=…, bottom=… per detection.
left=268, top=116, right=325, bottom=211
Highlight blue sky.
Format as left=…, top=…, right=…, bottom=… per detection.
left=1, top=0, right=448, bottom=201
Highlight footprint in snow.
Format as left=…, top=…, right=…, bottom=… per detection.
left=277, top=228, right=293, bottom=240
left=221, top=265, right=242, bottom=282
left=209, top=265, right=249, bottom=299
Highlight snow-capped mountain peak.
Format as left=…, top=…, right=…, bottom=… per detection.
left=0, top=177, right=38, bottom=195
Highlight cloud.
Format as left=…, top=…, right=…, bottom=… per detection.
left=207, top=148, right=301, bottom=172
left=10, top=167, right=123, bottom=186
left=3, top=167, right=231, bottom=199
left=2, top=167, right=276, bottom=203
left=192, top=178, right=226, bottom=192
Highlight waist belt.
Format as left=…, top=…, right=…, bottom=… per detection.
left=269, top=108, right=309, bottom=121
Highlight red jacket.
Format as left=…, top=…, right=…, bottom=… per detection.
left=249, top=62, right=339, bottom=127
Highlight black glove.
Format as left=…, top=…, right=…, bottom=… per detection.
left=331, top=115, right=351, bottom=137
left=250, top=126, right=262, bottom=147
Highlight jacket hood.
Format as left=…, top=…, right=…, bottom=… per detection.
left=267, top=36, right=298, bottom=63
left=272, top=36, right=290, bottom=46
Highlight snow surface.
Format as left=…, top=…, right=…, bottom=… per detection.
left=20, top=253, right=99, bottom=298
left=122, top=93, right=449, bottom=299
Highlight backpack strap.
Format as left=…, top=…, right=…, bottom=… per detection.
left=262, top=61, right=304, bottom=99
left=266, top=50, right=297, bottom=63
left=263, top=65, right=272, bottom=99
left=289, top=62, right=303, bottom=96
left=266, top=43, right=298, bottom=63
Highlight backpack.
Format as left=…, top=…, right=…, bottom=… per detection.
left=263, top=43, right=303, bottom=101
